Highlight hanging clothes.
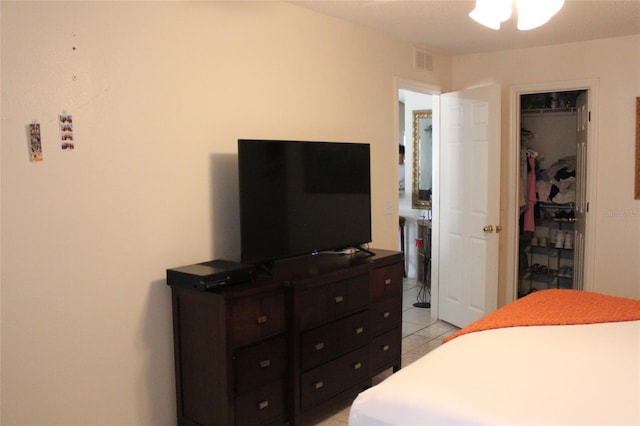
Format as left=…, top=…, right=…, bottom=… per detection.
left=523, top=154, right=537, bottom=232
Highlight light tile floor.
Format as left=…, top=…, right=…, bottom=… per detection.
left=299, top=277, right=459, bottom=425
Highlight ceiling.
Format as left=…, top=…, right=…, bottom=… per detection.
left=289, top=0, right=640, bottom=55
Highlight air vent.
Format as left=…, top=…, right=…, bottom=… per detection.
left=414, top=48, right=434, bottom=72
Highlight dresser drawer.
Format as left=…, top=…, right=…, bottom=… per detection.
left=300, top=346, right=369, bottom=411
left=235, top=336, right=286, bottom=392
left=231, top=292, right=285, bottom=348
left=235, top=380, right=285, bottom=426
left=370, top=296, right=402, bottom=334
left=297, top=274, right=369, bottom=329
left=370, top=263, right=403, bottom=302
left=371, top=327, right=401, bottom=373
left=300, top=310, right=369, bottom=370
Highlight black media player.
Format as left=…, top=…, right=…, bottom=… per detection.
left=167, top=259, right=255, bottom=291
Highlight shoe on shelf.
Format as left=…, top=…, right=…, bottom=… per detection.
left=558, top=266, right=573, bottom=278
left=530, top=236, right=538, bottom=246
left=539, top=236, right=548, bottom=247
left=555, top=231, right=565, bottom=248
left=564, top=232, right=573, bottom=249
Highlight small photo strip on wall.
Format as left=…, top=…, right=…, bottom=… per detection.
left=29, top=122, right=43, bottom=162
left=59, top=113, right=74, bottom=150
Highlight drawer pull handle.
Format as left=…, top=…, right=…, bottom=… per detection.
left=384, top=278, right=392, bottom=286
left=381, top=344, right=390, bottom=352
left=313, top=380, right=324, bottom=390
left=315, top=342, right=325, bottom=351
left=335, top=295, right=344, bottom=303
left=257, top=400, right=269, bottom=410
left=354, top=327, right=364, bottom=335
left=383, top=311, right=390, bottom=318
left=256, top=315, right=268, bottom=324
left=259, top=359, right=271, bottom=368
left=352, top=362, right=362, bottom=370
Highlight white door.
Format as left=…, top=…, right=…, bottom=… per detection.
left=574, top=92, right=588, bottom=290
left=438, top=85, right=501, bottom=328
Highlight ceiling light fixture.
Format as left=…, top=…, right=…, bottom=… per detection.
left=469, top=0, right=565, bottom=31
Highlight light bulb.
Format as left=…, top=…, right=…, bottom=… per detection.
left=469, top=0, right=512, bottom=30
left=469, top=0, right=565, bottom=31
left=516, top=0, right=565, bottom=30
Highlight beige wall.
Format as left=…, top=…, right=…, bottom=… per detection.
left=451, top=35, right=640, bottom=303
left=4, top=2, right=638, bottom=424
left=0, top=1, right=451, bottom=424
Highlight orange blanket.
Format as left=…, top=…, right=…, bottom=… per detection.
left=443, top=289, right=640, bottom=343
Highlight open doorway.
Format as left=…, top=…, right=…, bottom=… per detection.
left=517, top=90, right=587, bottom=297
left=397, top=81, right=502, bottom=329
left=510, top=80, right=597, bottom=302
left=397, top=82, right=439, bottom=335
left=398, top=89, right=433, bottom=279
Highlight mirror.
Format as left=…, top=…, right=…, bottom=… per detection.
left=412, top=109, right=433, bottom=209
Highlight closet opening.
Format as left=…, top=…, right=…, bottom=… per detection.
left=517, top=89, right=588, bottom=298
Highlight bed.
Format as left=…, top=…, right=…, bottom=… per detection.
left=349, top=289, right=640, bottom=425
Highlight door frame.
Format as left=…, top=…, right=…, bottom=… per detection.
left=394, top=78, right=441, bottom=320
left=506, top=79, right=599, bottom=303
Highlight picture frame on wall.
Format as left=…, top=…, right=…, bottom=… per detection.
left=636, top=97, right=640, bottom=200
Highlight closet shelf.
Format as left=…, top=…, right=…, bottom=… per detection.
left=527, top=245, right=574, bottom=254
left=538, top=202, right=575, bottom=208
left=521, top=107, right=577, bottom=116
left=520, top=209, right=575, bottom=294
left=537, top=217, right=577, bottom=224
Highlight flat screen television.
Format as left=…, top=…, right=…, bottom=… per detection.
left=238, top=139, right=372, bottom=265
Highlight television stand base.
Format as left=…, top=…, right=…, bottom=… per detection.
left=355, top=245, right=375, bottom=256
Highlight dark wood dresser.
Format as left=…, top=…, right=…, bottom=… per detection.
left=168, top=249, right=403, bottom=426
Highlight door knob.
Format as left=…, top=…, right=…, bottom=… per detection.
left=483, top=225, right=494, bottom=233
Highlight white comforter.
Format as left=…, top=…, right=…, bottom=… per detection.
left=349, top=320, right=640, bottom=425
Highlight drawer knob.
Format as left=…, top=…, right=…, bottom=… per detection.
left=257, top=400, right=269, bottom=410
left=315, top=342, right=325, bottom=351
left=352, top=361, right=362, bottom=370
left=384, top=278, right=392, bottom=286
left=354, top=327, right=364, bottom=335
left=259, top=359, right=271, bottom=368
left=256, top=315, right=268, bottom=325
left=313, top=380, right=324, bottom=390
left=335, top=295, right=344, bottom=303
left=381, top=344, right=390, bottom=352
left=383, top=311, right=390, bottom=318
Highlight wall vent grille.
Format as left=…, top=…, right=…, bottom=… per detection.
left=414, top=49, right=434, bottom=72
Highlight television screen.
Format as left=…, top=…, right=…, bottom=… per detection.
left=238, top=139, right=371, bottom=265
